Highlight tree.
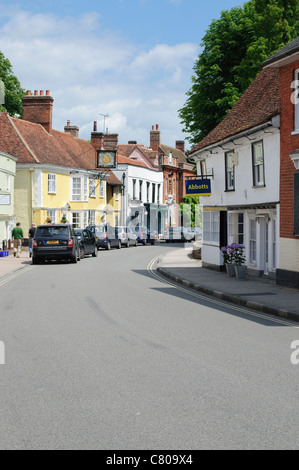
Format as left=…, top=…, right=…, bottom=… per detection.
left=179, top=0, right=299, bottom=146
left=0, top=51, right=24, bottom=117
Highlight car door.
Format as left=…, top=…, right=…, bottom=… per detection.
left=82, top=230, right=92, bottom=254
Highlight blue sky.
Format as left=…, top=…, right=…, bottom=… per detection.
left=0, top=0, right=245, bottom=149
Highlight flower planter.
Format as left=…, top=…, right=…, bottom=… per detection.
left=226, top=263, right=236, bottom=277
left=235, top=265, right=247, bottom=279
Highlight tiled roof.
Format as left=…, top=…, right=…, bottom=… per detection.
left=262, top=36, right=299, bottom=67
left=0, top=113, right=96, bottom=169
left=160, top=144, right=188, bottom=164
left=107, top=171, right=123, bottom=186
left=116, top=154, right=151, bottom=169
left=189, top=67, right=280, bottom=155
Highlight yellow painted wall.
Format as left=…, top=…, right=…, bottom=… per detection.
left=14, top=170, right=32, bottom=236
left=14, top=168, right=123, bottom=234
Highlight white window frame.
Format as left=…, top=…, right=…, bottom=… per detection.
left=72, top=212, right=81, bottom=228
left=99, top=180, right=104, bottom=198
left=249, top=219, right=257, bottom=265
left=225, top=151, right=235, bottom=191
left=71, top=176, right=89, bottom=202
left=88, top=210, right=96, bottom=225
left=89, top=179, right=96, bottom=198
left=203, top=211, right=219, bottom=244
left=47, top=209, right=56, bottom=223
left=48, top=173, right=56, bottom=194
left=115, top=186, right=120, bottom=201
left=228, top=212, right=244, bottom=245
left=252, top=141, right=265, bottom=187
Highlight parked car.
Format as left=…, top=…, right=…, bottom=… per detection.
left=74, top=229, right=98, bottom=258
left=164, top=226, right=187, bottom=243
left=32, top=224, right=80, bottom=264
left=86, top=224, right=121, bottom=250
left=116, top=226, right=138, bottom=247
left=134, top=226, right=156, bottom=245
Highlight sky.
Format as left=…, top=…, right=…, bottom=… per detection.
left=0, top=0, right=245, bottom=150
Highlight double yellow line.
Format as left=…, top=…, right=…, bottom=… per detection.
left=0, top=265, right=33, bottom=289
left=147, top=255, right=299, bottom=329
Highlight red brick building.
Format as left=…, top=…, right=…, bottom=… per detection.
left=262, top=37, right=299, bottom=287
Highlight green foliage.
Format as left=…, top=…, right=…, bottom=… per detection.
left=0, top=51, right=25, bottom=116
left=179, top=0, right=299, bottom=146
left=179, top=196, right=202, bottom=228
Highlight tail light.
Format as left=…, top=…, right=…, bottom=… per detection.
left=122, top=233, right=125, bottom=239
left=104, top=232, right=107, bottom=239
left=67, top=238, right=74, bottom=247
left=141, top=232, right=143, bottom=238
left=33, top=240, right=37, bottom=248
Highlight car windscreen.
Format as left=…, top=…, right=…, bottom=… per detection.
left=35, top=226, right=70, bottom=238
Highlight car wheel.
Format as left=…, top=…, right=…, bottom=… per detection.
left=126, top=240, right=130, bottom=248
left=71, top=255, right=77, bottom=263
left=32, top=256, right=39, bottom=265
left=92, top=246, right=98, bottom=257
left=106, top=242, right=111, bottom=251
left=80, top=247, right=85, bottom=259
left=135, top=240, right=138, bottom=247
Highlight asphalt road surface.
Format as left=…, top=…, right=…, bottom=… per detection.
left=0, top=243, right=298, bottom=450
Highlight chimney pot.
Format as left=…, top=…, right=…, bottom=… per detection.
left=40, top=90, right=44, bottom=96
left=152, top=125, right=155, bottom=130
left=34, top=90, right=38, bottom=96
left=156, top=124, right=159, bottom=130
left=67, top=120, right=70, bottom=126
left=93, top=121, right=97, bottom=132
left=26, top=90, right=31, bottom=96
left=46, top=90, right=50, bottom=96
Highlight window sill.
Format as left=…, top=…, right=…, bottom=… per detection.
left=291, top=130, right=299, bottom=136
left=252, top=184, right=266, bottom=189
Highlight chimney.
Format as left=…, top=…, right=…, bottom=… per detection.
left=103, top=133, right=118, bottom=151
left=150, top=124, right=160, bottom=152
left=176, top=140, right=185, bottom=153
left=91, top=121, right=104, bottom=150
left=22, top=90, right=54, bottom=133
left=64, top=120, right=79, bottom=138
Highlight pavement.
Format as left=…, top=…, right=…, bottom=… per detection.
left=0, top=249, right=32, bottom=280
left=157, top=245, right=299, bottom=323
left=1, top=245, right=299, bottom=323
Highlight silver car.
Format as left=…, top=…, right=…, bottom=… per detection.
left=116, top=226, right=138, bottom=247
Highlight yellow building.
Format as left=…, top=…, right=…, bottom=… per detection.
left=0, top=92, right=122, bottom=237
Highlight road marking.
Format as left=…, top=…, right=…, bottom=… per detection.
left=147, top=255, right=299, bottom=328
left=0, top=265, right=33, bottom=288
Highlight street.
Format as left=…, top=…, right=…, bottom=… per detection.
left=0, top=244, right=298, bottom=450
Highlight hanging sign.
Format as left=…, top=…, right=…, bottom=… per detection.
left=185, top=178, right=211, bottom=196
left=97, top=150, right=116, bottom=169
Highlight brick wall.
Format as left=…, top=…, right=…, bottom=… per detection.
left=279, top=61, right=299, bottom=239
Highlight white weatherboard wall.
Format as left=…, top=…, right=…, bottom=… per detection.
left=194, top=127, right=280, bottom=274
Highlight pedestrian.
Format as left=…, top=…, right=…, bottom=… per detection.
left=28, top=223, right=36, bottom=258
left=11, top=222, right=24, bottom=258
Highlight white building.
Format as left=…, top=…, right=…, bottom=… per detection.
left=114, top=145, right=167, bottom=233
left=189, top=67, right=281, bottom=277
left=0, top=151, right=17, bottom=247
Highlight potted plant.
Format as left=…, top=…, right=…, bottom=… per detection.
left=221, top=244, right=236, bottom=277
left=232, top=244, right=247, bottom=279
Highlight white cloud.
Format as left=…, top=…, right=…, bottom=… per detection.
left=0, top=7, right=199, bottom=148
